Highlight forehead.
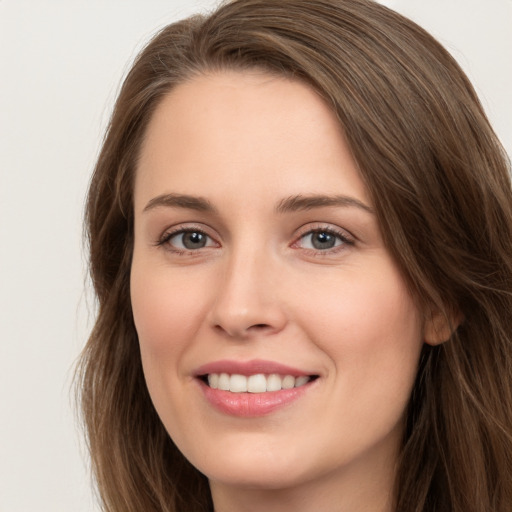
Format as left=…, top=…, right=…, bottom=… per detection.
left=134, top=71, right=369, bottom=211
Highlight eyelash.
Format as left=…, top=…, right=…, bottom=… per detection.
left=156, top=225, right=354, bottom=256
left=156, top=225, right=216, bottom=255
left=292, top=225, right=354, bottom=255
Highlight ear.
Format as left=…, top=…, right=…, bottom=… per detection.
left=423, top=308, right=463, bottom=346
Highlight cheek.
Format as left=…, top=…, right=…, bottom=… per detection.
left=130, top=260, right=212, bottom=443
left=293, top=262, right=423, bottom=457
left=130, top=259, right=210, bottom=398
left=299, top=256, right=421, bottom=343
left=294, top=258, right=423, bottom=398
left=131, top=261, right=203, bottom=347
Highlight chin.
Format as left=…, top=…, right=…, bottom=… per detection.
left=184, top=439, right=315, bottom=490
left=203, top=462, right=310, bottom=491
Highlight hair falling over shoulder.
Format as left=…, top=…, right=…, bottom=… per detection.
left=76, top=1, right=512, bottom=510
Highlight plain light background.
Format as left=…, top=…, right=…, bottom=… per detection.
left=0, top=1, right=510, bottom=511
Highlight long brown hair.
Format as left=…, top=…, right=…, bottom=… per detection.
left=77, top=1, right=512, bottom=510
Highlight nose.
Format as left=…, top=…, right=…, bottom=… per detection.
left=208, top=248, right=288, bottom=340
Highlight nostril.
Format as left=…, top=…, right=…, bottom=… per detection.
left=247, top=323, right=273, bottom=332
left=213, top=322, right=275, bottom=339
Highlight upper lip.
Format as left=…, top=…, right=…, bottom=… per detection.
left=194, top=359, right=315, bottom=377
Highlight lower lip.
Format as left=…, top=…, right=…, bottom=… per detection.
left=199, top=380, right=314, bottom=417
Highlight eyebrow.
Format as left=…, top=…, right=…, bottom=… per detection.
left=143, top=193, right=218, bottom=214
left=142, top=192, right=374, bottom=215
left=275, top=194, right=374, bottom=214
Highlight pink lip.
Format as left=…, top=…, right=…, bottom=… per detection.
left=194, top=359, right=312, bottom=377
left=194, top=359, right=318, bottom=417
left=199, top=383, right=313, bottom=417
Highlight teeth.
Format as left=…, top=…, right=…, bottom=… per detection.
left=208, top=373, right=219, bottom=389
left=282, top=375, right=295, bottom=389
left=295, top=376, right=310, bottom=387
left=247, top=374, right=267, bottom=393
left=206, top=373, right=312, bottom=393
left=266, top=373, right=282, bottom=392
left=230, top=374, right=247, bottom=392
left=218, top=373, right=230, bottom=391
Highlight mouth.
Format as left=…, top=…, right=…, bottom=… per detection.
left=199, top=373, right=319, bottom=393
left=194, top=360, right=319, bottom=417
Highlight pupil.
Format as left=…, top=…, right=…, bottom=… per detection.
left=183, top=232, right=206, bottom=249
left=312, top=231, right=335, bottom=250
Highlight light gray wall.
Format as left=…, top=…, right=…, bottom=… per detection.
left=0, top=1, right=510, bottom=511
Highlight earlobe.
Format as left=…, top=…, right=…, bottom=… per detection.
left=423, top=308, right=463, bottom=346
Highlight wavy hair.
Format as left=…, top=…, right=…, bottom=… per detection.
left=77, top=1, right=512, bottom=510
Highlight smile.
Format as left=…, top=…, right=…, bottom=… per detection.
left=195, top=360, right=320, bottom=417
left=205, top=373, right=313, bottom=393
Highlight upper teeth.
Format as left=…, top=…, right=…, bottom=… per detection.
left=207, top=373, right=311, bottom=393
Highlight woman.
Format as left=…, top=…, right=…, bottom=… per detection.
left=77, top=0, right=512, bottom=511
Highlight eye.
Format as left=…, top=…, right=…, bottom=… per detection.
left=295, top=228, right=353, bottom=251
left=159, top=228, right=217, bottom=252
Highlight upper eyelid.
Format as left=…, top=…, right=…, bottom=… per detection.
left=154, top=221, right=355, bottom=247
left=157, top=224, right=217, bottom=246
left=294, top=223, right=355, bottom=240
left=161, top=223, right=214, bottom=236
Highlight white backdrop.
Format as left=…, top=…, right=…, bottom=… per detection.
left=0, top=1, right=510, bottom=511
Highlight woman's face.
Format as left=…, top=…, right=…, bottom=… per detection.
left=131, top=71, right=425, bottom=495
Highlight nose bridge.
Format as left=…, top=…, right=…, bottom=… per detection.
left=209, top=238, right=286, bottom=338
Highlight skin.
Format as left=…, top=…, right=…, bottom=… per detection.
left=130, top=71, right=437, bottom=512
